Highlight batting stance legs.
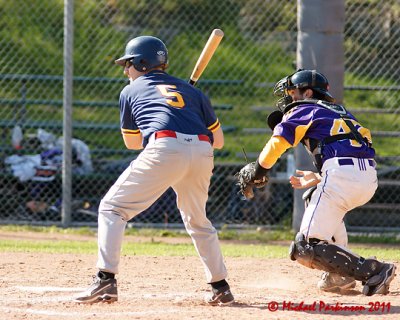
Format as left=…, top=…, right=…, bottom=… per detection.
left=75, top=136, right=232, bottom=304
left=290, top=158, right=396, bottom=296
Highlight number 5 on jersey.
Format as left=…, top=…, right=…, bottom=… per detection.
left=157, top=85, right=185, bottom=108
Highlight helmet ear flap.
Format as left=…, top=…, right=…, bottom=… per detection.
left=133, top=59, right=148, bottom=72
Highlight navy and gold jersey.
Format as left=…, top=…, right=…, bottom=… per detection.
left=119, top=70, right=220, bottom=146
left=273, top=102, right=375, bottom=161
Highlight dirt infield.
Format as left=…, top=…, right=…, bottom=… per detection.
left=0, top=232, right=399, bottom=320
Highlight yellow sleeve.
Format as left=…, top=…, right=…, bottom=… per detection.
left=258, top=136, right=292, bottom=169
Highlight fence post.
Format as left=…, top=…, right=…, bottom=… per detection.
left=297, top=0, right=345, bottom=103
left=61, top=0, right=74, bottom=227
left=292, top=0, right=345, bottom=232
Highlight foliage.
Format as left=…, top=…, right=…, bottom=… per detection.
left=0, top=0, right=398, bottom=162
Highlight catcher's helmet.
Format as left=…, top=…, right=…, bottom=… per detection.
left=115, top=36, right=168, bottom=72
left=273, top=69, right=335, bottom=111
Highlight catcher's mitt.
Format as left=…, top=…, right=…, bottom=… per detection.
left=235, top=162, right=269, bottom=199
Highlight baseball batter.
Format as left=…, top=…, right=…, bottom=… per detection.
left=237, top=69, right=396, bottom=296
left=74, top=36, right=234, bottom=305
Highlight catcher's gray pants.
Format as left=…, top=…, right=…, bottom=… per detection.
left=96, top=132, right=228, bottom=283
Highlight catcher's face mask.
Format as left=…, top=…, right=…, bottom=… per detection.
left=274, top=68, right=308, bottom=111
left=273, top=75, right=295, bottom=111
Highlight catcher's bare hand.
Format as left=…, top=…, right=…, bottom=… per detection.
left=289, top=170, right=321, bottom=189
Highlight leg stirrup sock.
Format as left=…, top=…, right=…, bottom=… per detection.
left=98, top=271, right=115, bottom=280
left=210, top=279, right=229, bottom=290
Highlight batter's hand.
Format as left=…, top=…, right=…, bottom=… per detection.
left=289, top=170, right=321, bottom=189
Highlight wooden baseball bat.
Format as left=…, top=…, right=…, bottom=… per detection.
left=189, top=29, right=224, bottom=86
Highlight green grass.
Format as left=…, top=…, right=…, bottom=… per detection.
left=1, top=238, right=399, bottom=261
left=217, top=226, right=295, bottom=242
left=0, top=224, right=97, bottom=236
left=0, top=225, right=399, bottom=260
left=2, top=225, right=400, bottom=244
left=0, top=238, right=286, bottom=258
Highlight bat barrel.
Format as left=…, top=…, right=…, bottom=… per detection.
left=189, top=29, right=224, bottom=86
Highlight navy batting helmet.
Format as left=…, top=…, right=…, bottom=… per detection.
left=115, top=36, right=168, bottom=72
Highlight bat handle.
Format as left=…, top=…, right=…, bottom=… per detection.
left=188, top=79, right=196, bottom=86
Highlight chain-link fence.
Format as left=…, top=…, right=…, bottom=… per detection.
left=0, top=0, right=399, bottom=230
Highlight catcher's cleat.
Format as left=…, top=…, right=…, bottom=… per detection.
left=317, top=272, right=356, bottom=293
left=74, top=276, right=118, bottom=304
left=362, top=263, right=396, bottom=296
left=205, top=284, right=234, bottom=306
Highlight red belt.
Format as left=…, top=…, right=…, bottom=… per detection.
left=154, top=130, right=210, bottom=143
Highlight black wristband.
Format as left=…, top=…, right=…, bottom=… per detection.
left=254, top=160, right=269, bottom=180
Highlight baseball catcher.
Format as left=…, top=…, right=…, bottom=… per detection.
left=235, top=69, right=396, bottom=296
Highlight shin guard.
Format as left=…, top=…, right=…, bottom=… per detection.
left=290, top=233, right=384, bottom=281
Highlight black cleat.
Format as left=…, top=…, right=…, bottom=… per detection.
left=205, top=284, right=234, bottom=306
left=74, top=276, right=118, bottom=304
left=362, top=263, right=396, bottom=296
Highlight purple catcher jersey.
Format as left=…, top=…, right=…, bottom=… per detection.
left=119, top=70, right=220, bottom=147
left=273, top=101, right=375, bottom=163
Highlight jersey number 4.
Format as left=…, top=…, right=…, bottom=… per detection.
left=330, top=118, right=372, bottom=147
left=157, top=85, right=185, bottom=108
